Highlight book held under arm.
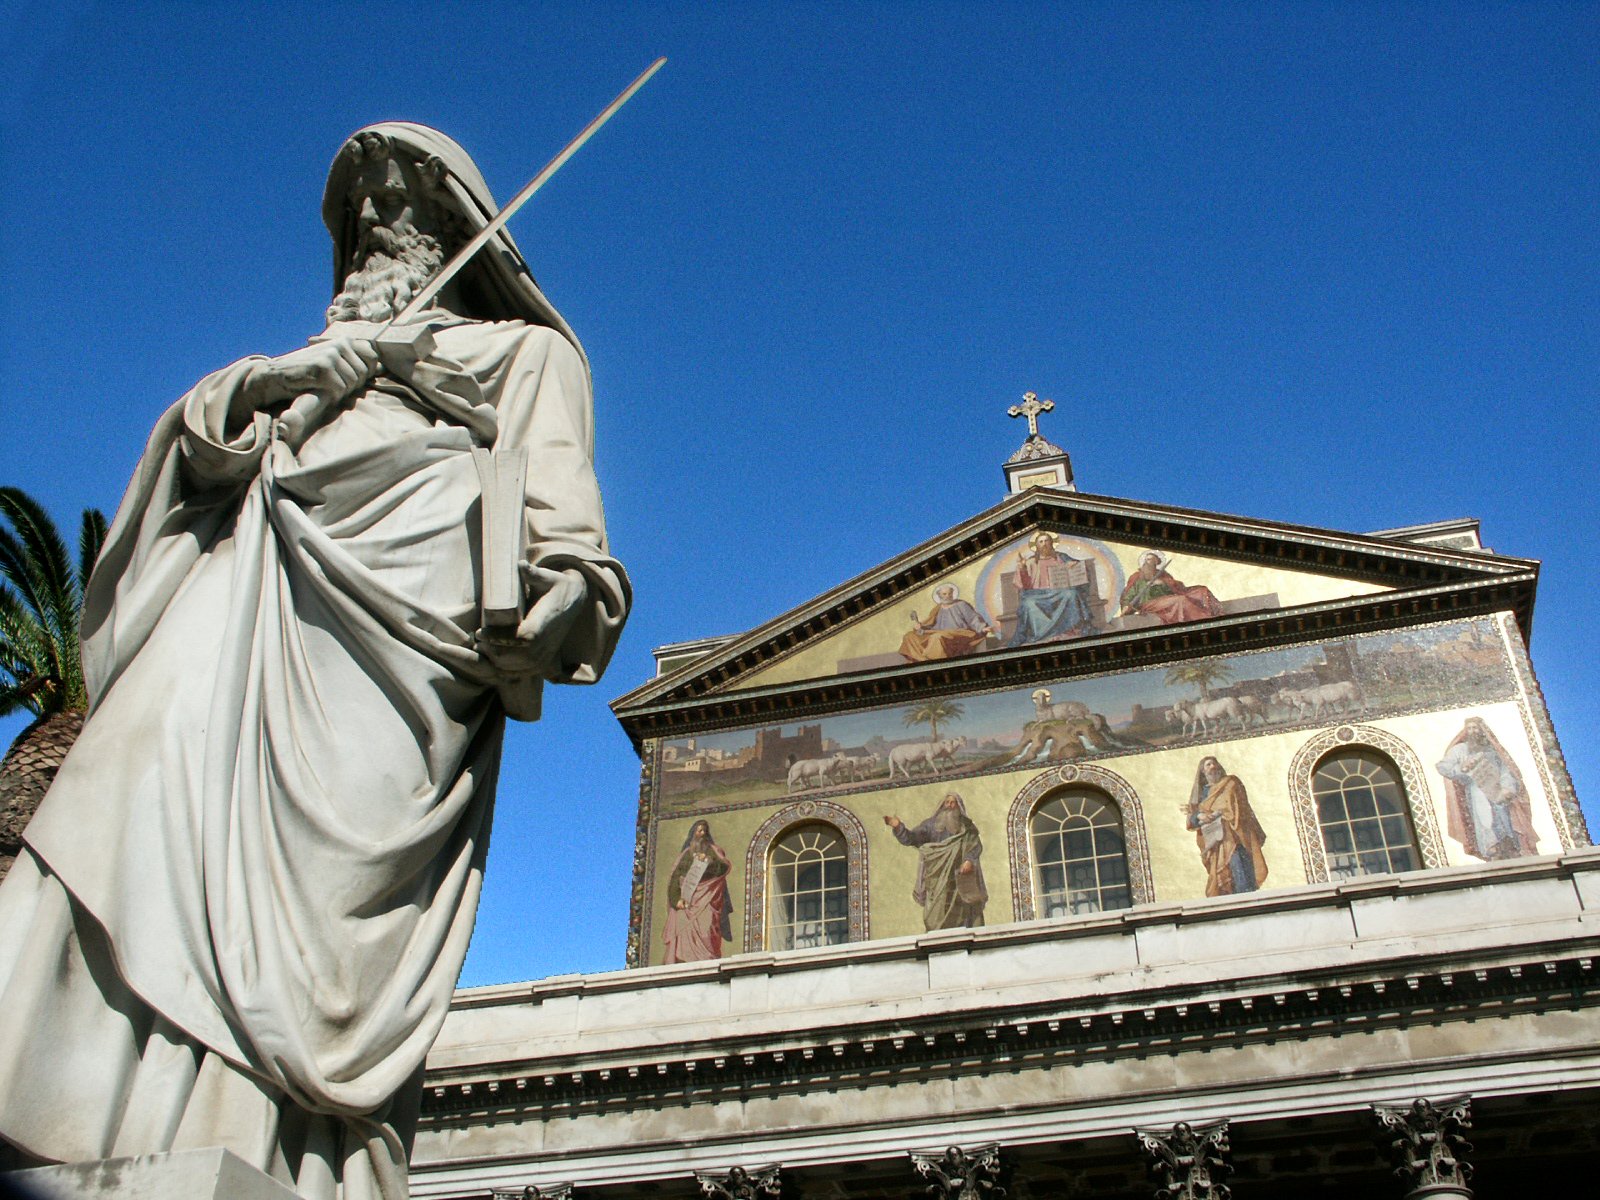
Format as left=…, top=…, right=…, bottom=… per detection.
left=472, top=446, right=530, bottom=632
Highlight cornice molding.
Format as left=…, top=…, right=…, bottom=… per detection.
left=418, top=949, right=1597, bottom=1123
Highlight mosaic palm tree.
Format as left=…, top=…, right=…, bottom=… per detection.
left=903, top=698, right=965, bottom=741
left=1164, top=660, right=1235, bottom=700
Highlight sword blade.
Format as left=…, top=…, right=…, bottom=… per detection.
left=388, top=56, right=667, bottom=326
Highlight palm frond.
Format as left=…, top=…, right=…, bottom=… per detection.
left=0, top=583, right=54, bottom=718
left=0, top=680, right=31, bottom=719
left=0, top=488, right=77, bottom=644
left=0, top=490, right=99, bottom=715
left=78, top=508, right=109, bottom=594
left=0, top=528, right=68, bottom=693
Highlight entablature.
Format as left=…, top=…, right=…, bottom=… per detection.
left=422, top=849, right=1600, bottom=1122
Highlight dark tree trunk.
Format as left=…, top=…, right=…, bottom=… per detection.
left=0, top=710, right=86, bottom=881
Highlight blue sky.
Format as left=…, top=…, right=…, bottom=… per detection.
left=3, top=3, right=1596, bottom=985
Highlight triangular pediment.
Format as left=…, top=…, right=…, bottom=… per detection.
left=612, top=490, right=1535, bottom=737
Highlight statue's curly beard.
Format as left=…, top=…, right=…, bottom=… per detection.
left=327, top=224, right=445, bottom=324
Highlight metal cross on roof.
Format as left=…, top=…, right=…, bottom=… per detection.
left=1007, top=391, right=1055, bottom=438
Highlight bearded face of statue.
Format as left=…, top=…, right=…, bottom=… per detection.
left=327, top=150, right=448, bottom=324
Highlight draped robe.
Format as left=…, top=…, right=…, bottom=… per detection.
left=0, top=313, right=628, bottom=1198
left=899, top=599, right=991, bottom=663
left=893, top=807, right=987, bottom=930
left=1188, top=773, right=1268, bottom=897
left=662, top=842, right=732, bottom=964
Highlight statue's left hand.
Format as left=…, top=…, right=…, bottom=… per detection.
left=476, top=566, right=588, bottom=678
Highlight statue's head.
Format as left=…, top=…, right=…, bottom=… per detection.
left=321, top=123, right=586, bottom=357
left=325, top=131, right=465, bottom=324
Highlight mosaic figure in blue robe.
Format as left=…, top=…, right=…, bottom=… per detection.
left=1006, top=532, right=1097, bottom=647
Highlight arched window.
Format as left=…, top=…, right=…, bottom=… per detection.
left=1311, top=750, right=1420, bottom=879
left=768, top=823, right=850, bottom=950
left=1008, top=764, right=1154, bottom=919
left=743, top=800, right=869, bottom=953
left=1029, top=789, right=1133, bottom=917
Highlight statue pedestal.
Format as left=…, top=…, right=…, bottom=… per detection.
left=3, top=1147, right=299, bottom=1199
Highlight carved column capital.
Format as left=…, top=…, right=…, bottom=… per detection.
left=1135, top=1120, right=1233, bottom=1200
left=490, top=1186, right=573, bottom=1200
left=695, top=1164, right=783, bottom=1200
left=910, top=1144, right=1006, bottom=1199
left=1372, top=1095, right=1475, bottom=1198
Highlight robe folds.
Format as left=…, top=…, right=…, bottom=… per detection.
left=899, top=600, right=991, bottom=663
left=894, top=814, right=987, bottom=930
left=0, top=314, right=628, bottom=1198
left=1118, top=571, right=1224, bottom=625
left=1190, top=774, right=1268, bottom=897
left=662, top=845, right=732, bottom=965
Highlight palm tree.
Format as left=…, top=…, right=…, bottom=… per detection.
left=0, top=488, right=107, bottom=880
left=903, top=698, right=965, bottom=741
left=1164, top=661, right=1235, bottom=700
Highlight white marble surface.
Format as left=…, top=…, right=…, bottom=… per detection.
left=6, top=1148, right=299, bottom=1199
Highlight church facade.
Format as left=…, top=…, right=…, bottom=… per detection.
left=408, top=408, right=1596, bottom=1199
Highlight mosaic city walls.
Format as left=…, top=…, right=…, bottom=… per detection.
left=737, top=528, right=1392, bottom=690
left=639, top=613, right=1577, bottom=966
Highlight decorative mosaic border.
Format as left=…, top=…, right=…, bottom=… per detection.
left=626, top=738, right=657, bottom=969
left=1288, top=724, right=1446, bottom=884
left=1496, top=612, right=1588, bottom=849
left=1005, top=764, right=1155, bottom=921
left=741, top=800, right=871, bottom=954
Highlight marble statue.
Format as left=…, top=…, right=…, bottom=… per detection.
left=0, top=124, right=630, bottom=1199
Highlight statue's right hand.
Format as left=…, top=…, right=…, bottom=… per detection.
left=238, top=339, right=380, bottom=414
